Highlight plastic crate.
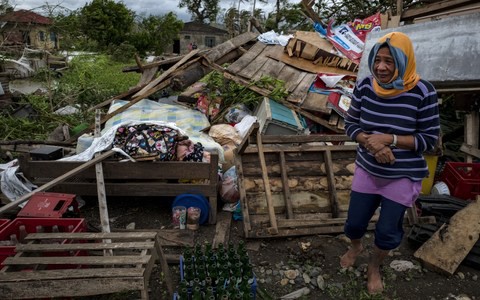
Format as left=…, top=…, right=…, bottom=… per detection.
left=0, top=219, right=10, bottom=231
left=18, top=192, right=79, bottom=218
left=0, top=218, right=86, bottom=267
left=178, top=255, right=257, bottom=299
left=441, top=162, right=480, bottom=200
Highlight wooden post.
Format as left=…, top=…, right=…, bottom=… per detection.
left=279, top=151, right=294, bottom=219
left=323, top=149, right=339, bottom=218
left=464, top=112, right=479, bottom=163
left=256, top=133, right=278, bottom=235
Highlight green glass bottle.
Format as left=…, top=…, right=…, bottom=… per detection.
left=205, top=241, right=212, bottom=256
left=178, top=287, right=189, bottom=300
left=237, top=240, right=246, bottom=254
left=192, top=285, right=203, bottom=300
left=205, top=286, right=214, bottom=298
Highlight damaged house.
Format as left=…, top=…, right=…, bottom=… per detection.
left=173, top=21, right=229, bottom=54
left=0, top=10, right=58, bottom=51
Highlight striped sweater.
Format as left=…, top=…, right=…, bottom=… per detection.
left=345, top=76, right=440, bottom=181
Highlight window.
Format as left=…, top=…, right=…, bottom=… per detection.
left=50, top=32, right=56, bottom=42
left=39, top=31, right=45, bottom=41
left=205, top=36, right=215, bottom=48
left=185, top=35, right=190, bottom=39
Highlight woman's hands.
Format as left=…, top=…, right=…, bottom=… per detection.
left=361, top=133, right=396, bottom=165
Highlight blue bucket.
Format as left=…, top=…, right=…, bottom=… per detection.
left=172, top=194, right=210, bottom=225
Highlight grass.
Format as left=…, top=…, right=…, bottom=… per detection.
left=0, top=54, right=140, bottom=144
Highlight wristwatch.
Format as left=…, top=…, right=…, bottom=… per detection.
left=390, top=134, right=398, bottom=148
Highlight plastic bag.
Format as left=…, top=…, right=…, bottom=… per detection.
left=224, top=103, right=252, bottom=124
left=220, top=166, right=239, bottom=204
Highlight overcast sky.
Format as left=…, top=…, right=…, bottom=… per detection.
left=13, top=0, right=277, bottom=22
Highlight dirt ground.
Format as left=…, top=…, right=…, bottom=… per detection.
left=80, top=196, right=480, bottom=300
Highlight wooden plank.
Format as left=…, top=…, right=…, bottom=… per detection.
left=208, top=152, right=219, bottom=224
left=250, top=223, right=376, bottom=238
left=0, top=150, right=116, bottom=215
left=137, top=66, right=158, bottom=86
left=287, top=73, right=316, bottom=103
left=243, top=144, right=357, bottom=154
left=154, top=234, right=174, bottom=296
left=236, top=155, right=252, bottom=233
left=464, top=112, right=479, bottom=163
left=279, top=99, right=343, bottom=132
left=401, top=0, right=476, bottom=20
left=112, top=229, right=194, bottom=247
left=460, top=143, right=480, bottom=160
left=95, top=110, right=111, bottom=236
left=25, top=232, right=158, bottom=240
left=0, top=268, right=145, bottom=281
left=251, top=134, right=350, bottom=144
left=279, top=151, right=294, bottom=219
left=22, top=158, right=216, bottom=180
left=324, top=149, right=338, bottom=217
left=3, top=255, right=152, bottom=266
left=414, top=198, right=480, bottom=275
left=26, top=182, right=217, bottom=197
left=275, top=65, right=302, bottom=92
left=227, top=41, right=267, bottom=75
left=256, top=133, right=278, bottom=235
left=16, top=242, right=155, bottom=252
left=274, top=217, right=377, bottom=228
left=251, top=59, right=285, bottom=81
left=238, top=45, right=270, bottom=79
left=0, top=277, right=145, bottom=299
left=266, top=51, right=358, bottom=76
left=212, top=211, right=232, bottom=248
left=133, top=49, right=200, bottom=98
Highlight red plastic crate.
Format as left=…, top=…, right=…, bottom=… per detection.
left=18, top=192, right=79, bottom=218
left=0, top=218, right=86, bottom=267
left=0, top=219, right=10, bottom=231
left=441, top=162, right=480, bottom=200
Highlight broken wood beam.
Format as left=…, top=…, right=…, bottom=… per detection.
left=133, top=49, right=200, bottom=98
left=212, top=211, right=232, bottom=248
left=171, top=32, right=259, bottom=91
left=414, top=197, right=480, bottom=275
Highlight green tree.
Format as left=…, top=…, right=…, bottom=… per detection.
left=265, top=1, right=310, bottom=32
left=129, top=13, right=184, bottom=55
left=310, top=0, right=417, bottom=24
left=178, top=0, right=220, bottom=24
left=0, top=0, right=13, bottom=14
left=79, top=0, right=135, bottom=48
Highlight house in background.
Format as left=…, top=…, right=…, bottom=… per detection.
left=0, top=10, right=58, bottom=51
left=172, top=21, right=229, bottom=55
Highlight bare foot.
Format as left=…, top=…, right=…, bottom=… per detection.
left=340, top=244, right=363, bottom=268
left=367, top=267, right=384, bottom=294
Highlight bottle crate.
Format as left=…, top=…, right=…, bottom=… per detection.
left=0, top=217, right=86, bottom=267
left=441, top=162, right=480, bottom=200
left=0, top=219, right=10, bottom=231
left=176, top=242, right=257, bottom=299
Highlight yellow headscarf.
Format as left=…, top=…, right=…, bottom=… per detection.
left=368, top=32, right=420, bottom=98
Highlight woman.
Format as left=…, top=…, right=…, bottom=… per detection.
left=340, top=32, right=440, bottom=294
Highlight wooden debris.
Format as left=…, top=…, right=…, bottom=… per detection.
left=212, top=211, right=232, bottom=248
left=414, top=197, right=480, bottom=275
